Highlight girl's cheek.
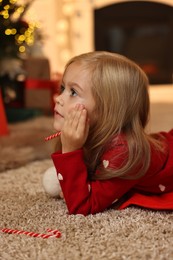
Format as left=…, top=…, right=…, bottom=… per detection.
left=67, top=102, right=80, bottom=114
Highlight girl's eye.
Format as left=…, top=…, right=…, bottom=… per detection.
left=59, top=85, right=77, bottom=96
left=60, top=85, right=65, bottom=94
left=70, top=88, right=77, bottom=97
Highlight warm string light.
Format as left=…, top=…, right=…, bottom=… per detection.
left=1, top=5, right=9, bottom=19
left=0, top=1, right=41, bottom=54
left=10, top=0, right=17, bottom=4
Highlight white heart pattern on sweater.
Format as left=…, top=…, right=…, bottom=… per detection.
left=159, top=184, right=166, bottom=192
left=103, top=160, right=109, bottom=168
left=57, top=173, right=63, bottom=181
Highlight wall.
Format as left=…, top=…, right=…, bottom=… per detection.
left=55, top=0, right=173, bottom=72
left=25, top=0, right=173, bottom=74
left=24, top=0, right=61, bottom=74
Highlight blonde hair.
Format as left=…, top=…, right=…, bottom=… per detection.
left=63, top=51, right=164, bottom=180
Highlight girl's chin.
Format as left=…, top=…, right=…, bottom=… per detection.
left=53, top=121, right=62, bottom=132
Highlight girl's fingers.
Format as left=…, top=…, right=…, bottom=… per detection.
left=61, top=105, right=89, bottom=152
left=77, top=108, right=88, bottom=133
left=65, top=104, right=84, bottom=130
left=72, top=107, right=85, bottom=130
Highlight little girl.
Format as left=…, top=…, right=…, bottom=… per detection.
left=46, top=51, right=173, bottom=216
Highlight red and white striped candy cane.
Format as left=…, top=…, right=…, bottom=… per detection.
left=45, top=132, right=61, bottom=141
left=0, top=228, right=61, bottom=239
left=47, top=228, right=61, bottom=236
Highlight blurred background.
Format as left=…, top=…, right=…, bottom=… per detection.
left=0, top=0, right=173, bottom=132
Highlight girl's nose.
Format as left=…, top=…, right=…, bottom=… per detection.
left=53, top=93, right=58, bottom=103
left=54, top=93, right=63, bottom=106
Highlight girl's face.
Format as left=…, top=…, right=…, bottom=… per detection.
left=53, top=62, right=96, bottom=131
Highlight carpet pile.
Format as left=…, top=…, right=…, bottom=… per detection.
left=1, top=159, right=173, bottom=260
left=0, top=116, right=56, bottom=172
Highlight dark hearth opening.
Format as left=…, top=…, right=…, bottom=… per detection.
left=94, top=1, right=173, bottom=84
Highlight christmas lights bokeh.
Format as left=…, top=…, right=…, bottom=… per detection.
left=0, top=0, right=42, bottom=109
left=0, top=0, right=41, bottom=58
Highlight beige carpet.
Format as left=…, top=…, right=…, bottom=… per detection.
left=0, top=86, right=173, bottom=259
left=1, top=159, right=173, bottom=260
left=0, top=116, right=56, bottom=172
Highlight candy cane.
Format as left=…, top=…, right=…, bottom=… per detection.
left=0, top=228, right=61, bottom=239
left=45, top=132, right=61, bottom=141
left=47, top=228, right=61, bottom=236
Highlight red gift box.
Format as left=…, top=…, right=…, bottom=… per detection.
left=0, top=90, right=9, bottom=135
left=25, top=79, right=60, bottom=112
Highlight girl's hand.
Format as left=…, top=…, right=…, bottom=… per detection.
left=61, top=104, right=89, bottom=153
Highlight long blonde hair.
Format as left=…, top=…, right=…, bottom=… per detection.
left=63, top=51, right=164, bottom=180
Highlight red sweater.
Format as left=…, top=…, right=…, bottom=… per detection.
left=51, top=129, right=173, bottom=215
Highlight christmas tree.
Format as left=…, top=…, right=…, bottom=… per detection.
left=0, top=0, right=42, bottom=109
left=0, top=0, right=39, bottom=59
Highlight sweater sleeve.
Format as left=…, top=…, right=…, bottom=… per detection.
left=51, top=148, right=139, bottom=215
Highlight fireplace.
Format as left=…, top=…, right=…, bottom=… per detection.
left=94, top=1, right=173, bottom=84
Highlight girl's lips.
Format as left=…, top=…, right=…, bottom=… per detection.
left=54, top=111, right=64, bottom=118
